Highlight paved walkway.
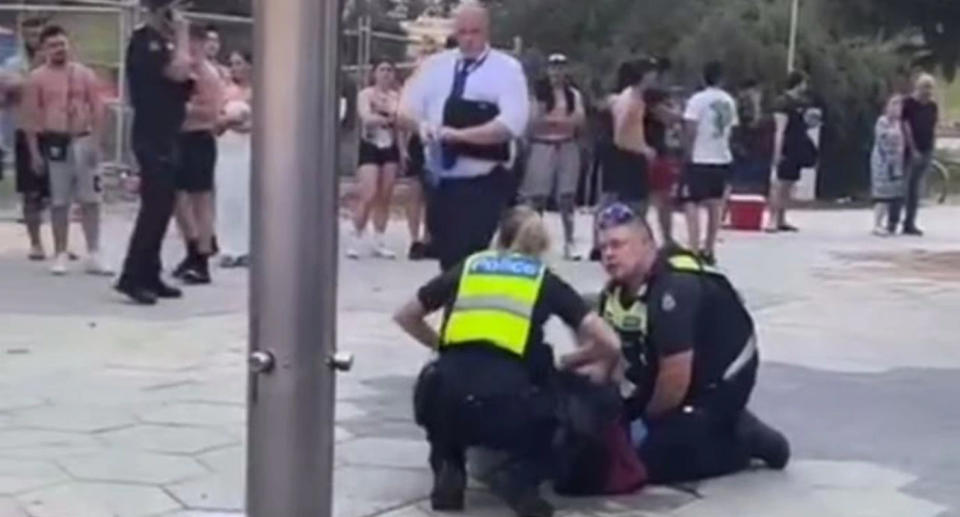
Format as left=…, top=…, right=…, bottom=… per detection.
left=0, top=204, right=957, bottom=517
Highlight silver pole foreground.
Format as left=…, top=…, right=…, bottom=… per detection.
left=787, top=0, right=800, bottom=72
left=247, top=0, right=343, bottom=515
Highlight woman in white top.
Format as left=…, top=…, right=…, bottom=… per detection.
left=348, top=60, right=400, bottom=259
left=215, top=50, right=253, bottom=267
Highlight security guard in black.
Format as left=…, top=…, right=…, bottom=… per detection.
left=116, top=0, right=192, bottom=305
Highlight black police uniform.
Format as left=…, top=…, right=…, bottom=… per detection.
left=117, top=24, right=192, bottom=294
left=626, top=250, right=786, bottom=483
left=413, top=259, right=590, bottom=513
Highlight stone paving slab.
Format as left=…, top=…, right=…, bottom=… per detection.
left=0, top=206, right=958, bottom=516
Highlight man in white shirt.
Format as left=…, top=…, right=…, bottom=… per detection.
left=400, top=1, right=530, bottom=271
left=679, top=61, right=738, bottom=265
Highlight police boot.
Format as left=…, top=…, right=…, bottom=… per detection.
left=738, top=410, right=790, bottom=470
left=430, top=461, right=466, bottom=511
left=507, top=487, right=554, bottom=517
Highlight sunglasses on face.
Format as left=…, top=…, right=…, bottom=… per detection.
left=596, top=203, right=637, bottom=231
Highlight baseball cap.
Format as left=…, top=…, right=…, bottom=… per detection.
left=548, top=53, right=569, bottom=65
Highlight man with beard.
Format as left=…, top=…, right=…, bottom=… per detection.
left=23, top=25, right=110, bottom=276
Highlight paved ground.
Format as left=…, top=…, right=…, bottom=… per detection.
left=0, top=203, right=958, bottom=517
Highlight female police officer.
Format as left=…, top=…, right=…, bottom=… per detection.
left=394, top=206, right=621, bottom=517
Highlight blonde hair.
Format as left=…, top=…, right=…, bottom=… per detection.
left=497, top=206, right=550, bottom=258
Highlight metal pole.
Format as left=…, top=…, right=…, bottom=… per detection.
left=247, top=0, right=344, bottom=515
left=787, top=0, right=799, bottom=72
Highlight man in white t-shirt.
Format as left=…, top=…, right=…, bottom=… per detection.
left=678, top=61, right=737, bottom=265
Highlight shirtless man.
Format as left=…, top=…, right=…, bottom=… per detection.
left=171, top=25, right=226, bottom=285
left=23, top=25, right=109, bottom=275
left=4, top=18, right=50, bottom=260
left=608, top=58, right=658, bottom=215
left=520, top=53, right=586, bottom=260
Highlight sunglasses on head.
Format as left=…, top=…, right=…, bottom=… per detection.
left=596, top=203, right=637, bottom=231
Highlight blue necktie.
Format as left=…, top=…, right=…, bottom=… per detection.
left=443, top=58, right=476, bottom=169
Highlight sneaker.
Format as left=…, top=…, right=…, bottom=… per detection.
left=50, top=253, right=69, bottom=276
left=372, top=235, right=396, bottom=259
left=903, top=227, right=924, bottom=236
left=563, top=242, right=582, bottom=261
left=85, top=252, right=113, bottom=276
left=346, top=231, right=366, bottom=259
left=872, top=226, right=891, bottom=237
left=430, top=462, right=466, bottom=512
left=778, top=223, right=799, bottom=232
left=738, top=410, right=790, bottom=470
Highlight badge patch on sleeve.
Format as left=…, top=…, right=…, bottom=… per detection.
left=662, top=292, right=677, bottom=312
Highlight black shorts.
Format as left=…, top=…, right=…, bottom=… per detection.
left=677, top=163, right=730, bottom=203
left=601, top=146, right=648, bottom=202
left=14, top=130, right=50, bottom=201
left=776, top=159, right=802, bottom=182
left=176, top=131, right=217, bottom=192
left=358, top=141, right=400, bottom=167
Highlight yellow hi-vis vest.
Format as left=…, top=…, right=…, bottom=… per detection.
left=667, top=253, right=723, bottom=276
left=441, top=251, right=547, bottom=357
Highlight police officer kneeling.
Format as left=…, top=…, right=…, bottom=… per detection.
left=394, top=207, right=621, bottom=517
left=595, top=203, right=790, bottom=483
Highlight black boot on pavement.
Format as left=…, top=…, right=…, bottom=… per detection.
left=173, top=240, right=198, bottom=279
left=115, top=281, right=158, bottom=306
left=430, top=461, right=466, bottom=512
left=182, top=253, right=212, bottom=285
left=148, top=279, right=184, bottom=299
left=738, top=410, right=790, bottom=470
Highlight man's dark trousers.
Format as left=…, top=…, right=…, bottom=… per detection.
left=119, top=141, right=178, bottom=289
left=434, top=167, right=510, bottom=271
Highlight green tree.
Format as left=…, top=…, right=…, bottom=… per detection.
left=489, top=0, right=911, bottom=198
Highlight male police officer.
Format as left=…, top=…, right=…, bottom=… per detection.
left=595, top=203, right=789, bottom=483
left=116, top=0, right=192, bottom=305
left=400, top=2, right=530, bottom=271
